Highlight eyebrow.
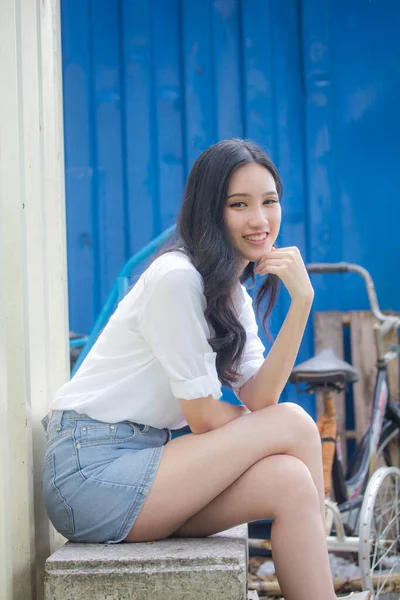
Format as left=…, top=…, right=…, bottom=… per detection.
left=226, top=191, right=279, bottom=200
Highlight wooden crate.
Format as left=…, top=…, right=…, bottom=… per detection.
left=314, top=310, right=400, bottom=472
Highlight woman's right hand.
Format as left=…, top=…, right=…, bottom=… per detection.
left=254, top=246, right=314, bottom=302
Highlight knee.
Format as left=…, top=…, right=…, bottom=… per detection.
left=268, top=455, right=319, bottom=517
left=279, top=402, right=320, bottom=448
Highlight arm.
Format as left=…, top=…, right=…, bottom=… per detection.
left=239, top=296, right=312, bottom=411
left=180, top=395, right=250, bottom=434
left=139, top=263, right=244, bottom=433
left=239, top=247, right=314, bottom=412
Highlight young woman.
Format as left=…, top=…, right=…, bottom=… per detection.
left=42, top=139, right=369, bottom=600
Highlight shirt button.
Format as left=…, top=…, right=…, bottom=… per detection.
left=76, top=443, right=81, bottom=449
left=82, top=427, right=87, bottom=431
left=110, top=425, right=115, bottom=430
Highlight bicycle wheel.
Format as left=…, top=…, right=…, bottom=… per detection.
left=358, top=466, right=400, bottom=599
left=377, top=422, right=400, bottom=468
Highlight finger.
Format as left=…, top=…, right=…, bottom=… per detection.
left=255, top=257, right=290, bottom=272
left=255, top=260, right=286, bottom=273
left=256, top=248, right=301, bottom=269
left=256, top=264, right=285, bottom=276
left=256, top=251, right=291, bottom=265
left=264, top=248, right=299, bottom=260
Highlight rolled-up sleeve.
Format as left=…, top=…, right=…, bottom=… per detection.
left=232, top=287, right=265, bottom=394
left=138, top=266, right=222, bottom=401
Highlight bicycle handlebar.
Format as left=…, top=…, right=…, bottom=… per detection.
left=306, top=263, right=351, bottom=275
left=306, top=262, right=400, bottom=331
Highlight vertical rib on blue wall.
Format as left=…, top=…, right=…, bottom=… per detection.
left=62, top=0, right=97, bottom=330
left=152, top=0, right=185, bottom=233
left=120, top=1, right=158, bottom=258
left=301, top=0, right=341, bottom=312
left=180, top=0, right=215, bottom=167
left=212, top=1, right=243, bottom=140
left=241, top=0, right=275, bottom=152
left=90, top=0, right=127, bottom=306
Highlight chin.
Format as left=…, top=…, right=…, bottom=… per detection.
left=233, top=238, right=275, bottom=264
left=238, top=252, right=262, bottom=266
left=241, top=246, right=272, bottom=262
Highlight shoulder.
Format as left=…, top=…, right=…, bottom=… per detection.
left=236, top=284, right=253, bottom=312
left=143, top=250, right=204, bottom=294
left=236, top=284, right=259, bottom=329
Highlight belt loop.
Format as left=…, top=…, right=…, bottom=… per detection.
left=41, top=414, right=50, bottom=432
left=54, top=410, right=63, bottom=432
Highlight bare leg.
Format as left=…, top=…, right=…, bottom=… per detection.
left=124, top=403, right=331, bottom=598
left=125, top=403, right=324, bottom=538
left=172, top=455, right=335, bottom=600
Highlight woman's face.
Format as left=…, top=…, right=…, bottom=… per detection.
left=223, top=162, right=281, bottom=270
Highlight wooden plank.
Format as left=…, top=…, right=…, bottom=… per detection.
left=385, top=327, right=400, bottom=467
left=386, top=329, right=399, bottom=401
left=350, top=312, right=377, bottom=444
left=314, top=310, right=400, bottom=474
left=314, top=312, right=346, bottom=468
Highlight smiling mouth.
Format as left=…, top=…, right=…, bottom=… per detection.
left=243, top=233, right=269, bottom=241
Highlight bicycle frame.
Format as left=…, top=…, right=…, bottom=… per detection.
left=306, top=262, right=400, bottom=511
left=333, top=366, right=391, bottom=507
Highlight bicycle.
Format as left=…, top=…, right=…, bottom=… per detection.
left=250, top=263, right=400, bottom=599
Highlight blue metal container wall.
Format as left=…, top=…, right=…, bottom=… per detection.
left=301, top=0, right=400, bottom=313
left=61, top=0, right=400, bottom=416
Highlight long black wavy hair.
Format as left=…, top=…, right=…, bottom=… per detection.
left=154, top=138, right=282, bottom=388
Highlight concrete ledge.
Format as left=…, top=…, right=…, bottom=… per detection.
left=44, top=524, right=248, bottom=600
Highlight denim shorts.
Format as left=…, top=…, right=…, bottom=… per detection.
left=41, top=410, right=171, bottom=543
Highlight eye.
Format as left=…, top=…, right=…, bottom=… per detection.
left=228, top=198, right=279, bottom=208
left=229, top=202, right=247, bottom=208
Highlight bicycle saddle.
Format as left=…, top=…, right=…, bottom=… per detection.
left=289, top=348, right=359, bottom=387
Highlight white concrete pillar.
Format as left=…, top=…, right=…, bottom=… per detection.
left=0, top=1, right=69, bottom=599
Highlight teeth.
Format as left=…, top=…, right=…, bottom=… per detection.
left=244, top=234, right=267, bottom=241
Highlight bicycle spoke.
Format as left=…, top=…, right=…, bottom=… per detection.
left=376, top=510, right=399, bottom=544
left=372, top=537, right=398, bottom=570
left=375, top=563, right=396, bottom=597
left=359, top=468, right=400, bottom=599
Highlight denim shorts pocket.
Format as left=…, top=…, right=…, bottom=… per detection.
left=42, top=452, right=75, bottom=537
left=78, top=422, right=137, bottom=447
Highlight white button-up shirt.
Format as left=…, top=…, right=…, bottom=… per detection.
left=51, top=251, right=265, bottom=429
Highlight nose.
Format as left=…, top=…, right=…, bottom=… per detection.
left=248, top=206, right=268, bottom=229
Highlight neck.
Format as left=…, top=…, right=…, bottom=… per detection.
left=236, top=258, right=250, bottom=278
